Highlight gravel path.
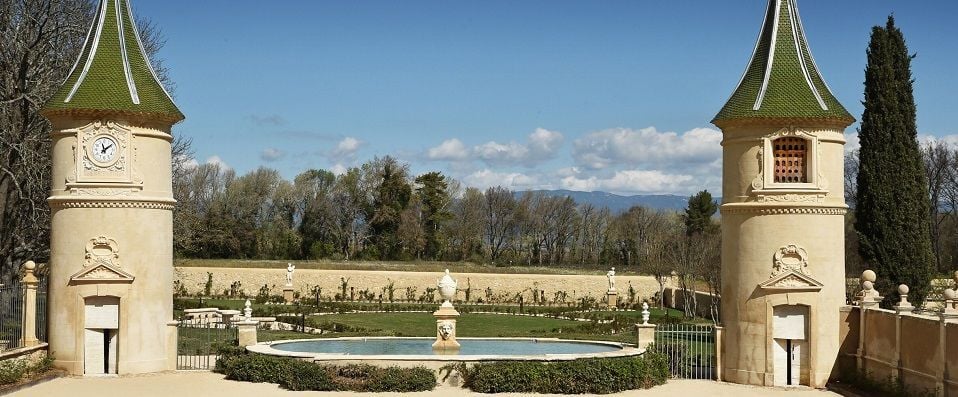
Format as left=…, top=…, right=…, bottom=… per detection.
left=14, top=371, right=841, bottom=396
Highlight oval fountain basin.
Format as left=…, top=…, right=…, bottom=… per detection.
left=273, top=338, right=620, bottom=355
left=249, top=337, right=641, bottom=362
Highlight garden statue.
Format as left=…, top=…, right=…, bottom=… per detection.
left=285, top=263, right=295, bottom=286
left=243, top=299, right=253, bottom=320
left=641, top=302, right=650, bottom=325
left=607, top=267, right=616, bottom=292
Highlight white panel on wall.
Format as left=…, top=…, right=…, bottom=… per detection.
left=85, top=296, right=119, bottom=329
left=84, top=328, right=104, bottom=375
left=772, top=305, right=807, bottom=340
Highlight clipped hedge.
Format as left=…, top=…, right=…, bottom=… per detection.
left=214, top=347, right=435, bottom=392
left=459, top=352, right=669, bottom=394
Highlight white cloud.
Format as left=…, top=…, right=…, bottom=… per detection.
left=425, top=128, right=564, bottom=167
left=462, top=169, right=540, bottom=190
left=333, top=137, right=363, bottom=157
left=573, top=127, right=721, bottom=170
left=330, top=163, right=348, bottom=175
left=260, top=148, right=285, bottom=162
left=205, top=155, right=231, bottom=171
left=559, top=169, right=696, bottom=195
left=427, top=139, right=471, bottom=161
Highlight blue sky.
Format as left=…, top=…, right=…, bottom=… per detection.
left=135, top=1, right=958, bottom=195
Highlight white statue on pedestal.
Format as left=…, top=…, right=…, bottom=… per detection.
left=607, top=267, right=616, bottom=292
left=285, top=263, right=295, bottom=286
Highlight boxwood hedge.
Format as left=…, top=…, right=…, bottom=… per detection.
left=457, top=352, right=669, bottom=394
left=214, top=346, right=435, bottom=392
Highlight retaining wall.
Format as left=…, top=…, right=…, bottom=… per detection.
left=174, top=267, right=660, bottom=304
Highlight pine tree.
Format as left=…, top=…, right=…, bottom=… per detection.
left=854, top=16, right=933, bottom=307
left=683, top=190, right=718, bottom=236
left=414, top=172, right=452, bottom=259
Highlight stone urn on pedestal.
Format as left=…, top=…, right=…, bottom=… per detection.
left=433, top=269, right=461, bottom=351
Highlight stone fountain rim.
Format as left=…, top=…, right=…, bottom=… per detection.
left=246, top=336, right=642, bottom=362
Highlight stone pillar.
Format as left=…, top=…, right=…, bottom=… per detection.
left=21, top=261, right=39, bottom=348
left=166, top=321, right=178, bottom=370
left=236, top=320, right=258, bottom=347
left=606, top=291, right=618, bottom=310
left=635, top=324, right=655, bottom=351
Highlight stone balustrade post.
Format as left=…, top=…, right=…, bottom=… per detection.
left=166, top=321, right=179, bottom=370
left=635, top=302, right=655, bottom=351
left=236, top=320, right=259, bottom=347
left=21, top=261, right=39, bottom=347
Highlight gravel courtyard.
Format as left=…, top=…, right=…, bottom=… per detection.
left=15, top=371, right=842, bottom=396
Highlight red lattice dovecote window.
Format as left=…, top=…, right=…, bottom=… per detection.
left=772, top=137, right=808, bottom=183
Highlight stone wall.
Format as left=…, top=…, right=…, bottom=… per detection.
left=662, top=286, right=719, bottom=319
left=837, top=306, right=958, bottom=396
left=174, top=267, right=660, bottom=304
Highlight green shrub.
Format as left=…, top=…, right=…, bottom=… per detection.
left=461, top=353, right=668, bottom=394
left=215, top=352, right=436, bottom=392
left=0, top=355, right=54, bottom=385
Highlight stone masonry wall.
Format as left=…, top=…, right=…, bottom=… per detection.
left=174, top=267, right=660, bottom=304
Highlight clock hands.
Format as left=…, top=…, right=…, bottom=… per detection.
left=101, top=143, right=114, bottom=154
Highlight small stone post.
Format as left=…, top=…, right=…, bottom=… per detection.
left=433, top=269, right=461, bottom=351
left=894, top=284, right=914, bottom=314
left=20, top=261, right=39, bottom=347
left=858, top=270, right=882, bottom=309
left=236, top=300, right=259, bottom=347
left=635, top=302, right=655, bottom=351
left=166, top=320, right=179, bottom=370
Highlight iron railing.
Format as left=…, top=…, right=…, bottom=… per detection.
left=0, top=280, right=24, bottom=352
left=176, top=319, right=238, bottom=370
left=652, top=323, right=716, bottom=380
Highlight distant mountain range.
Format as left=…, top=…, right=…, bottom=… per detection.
left=517, top=190, right=719, bottom=213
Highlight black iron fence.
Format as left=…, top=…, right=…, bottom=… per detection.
left=0, top=277, right=49, bottom=352
left=653, top=323, right=716, bottom=380
left=176, top=318, right=238, bottom=370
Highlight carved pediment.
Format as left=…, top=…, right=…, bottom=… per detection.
left=70, top=263, right=134, bottom=283
left=759, top=270, right=822, bottom=291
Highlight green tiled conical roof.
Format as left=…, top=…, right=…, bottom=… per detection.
left=42, top=0, right=184, bottom=124
left=713, top=0, right=852, bottom=126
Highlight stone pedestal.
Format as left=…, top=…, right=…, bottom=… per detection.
left=283, top=286, right=294, bottom=304
left=236, top=320, right=259, bottom=347
left=635, top=324, right=655, bottom=351
left=432, top=303, right=460, bottom=351
left=606, top=291, right=618, bottom=309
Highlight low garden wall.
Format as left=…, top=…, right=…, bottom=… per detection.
left=837, top=306, right=958, bottom=396
left=174, top=266, right=660, bottom=305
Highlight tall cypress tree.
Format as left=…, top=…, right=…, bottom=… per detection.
left=854, top=16, right=933, bottom=307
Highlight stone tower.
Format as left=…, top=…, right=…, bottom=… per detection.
left=713, top=0, right=853, bottom=388
left=40, top=0, right=184, bottom=375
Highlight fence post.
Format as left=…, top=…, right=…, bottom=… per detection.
left=21, top=261, right=39, bottom=348
left=713, top=325, right=723, bottom=381
left=166, top=320, right=179, bottom=370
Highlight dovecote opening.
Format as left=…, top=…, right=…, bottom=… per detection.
left=772, top=137, right=808, bottom=183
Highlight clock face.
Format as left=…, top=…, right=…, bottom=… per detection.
left=91, top=136, right=118, bottom=164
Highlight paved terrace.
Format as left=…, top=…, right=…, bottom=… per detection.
left=16, top=372, right=841, bottom=396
